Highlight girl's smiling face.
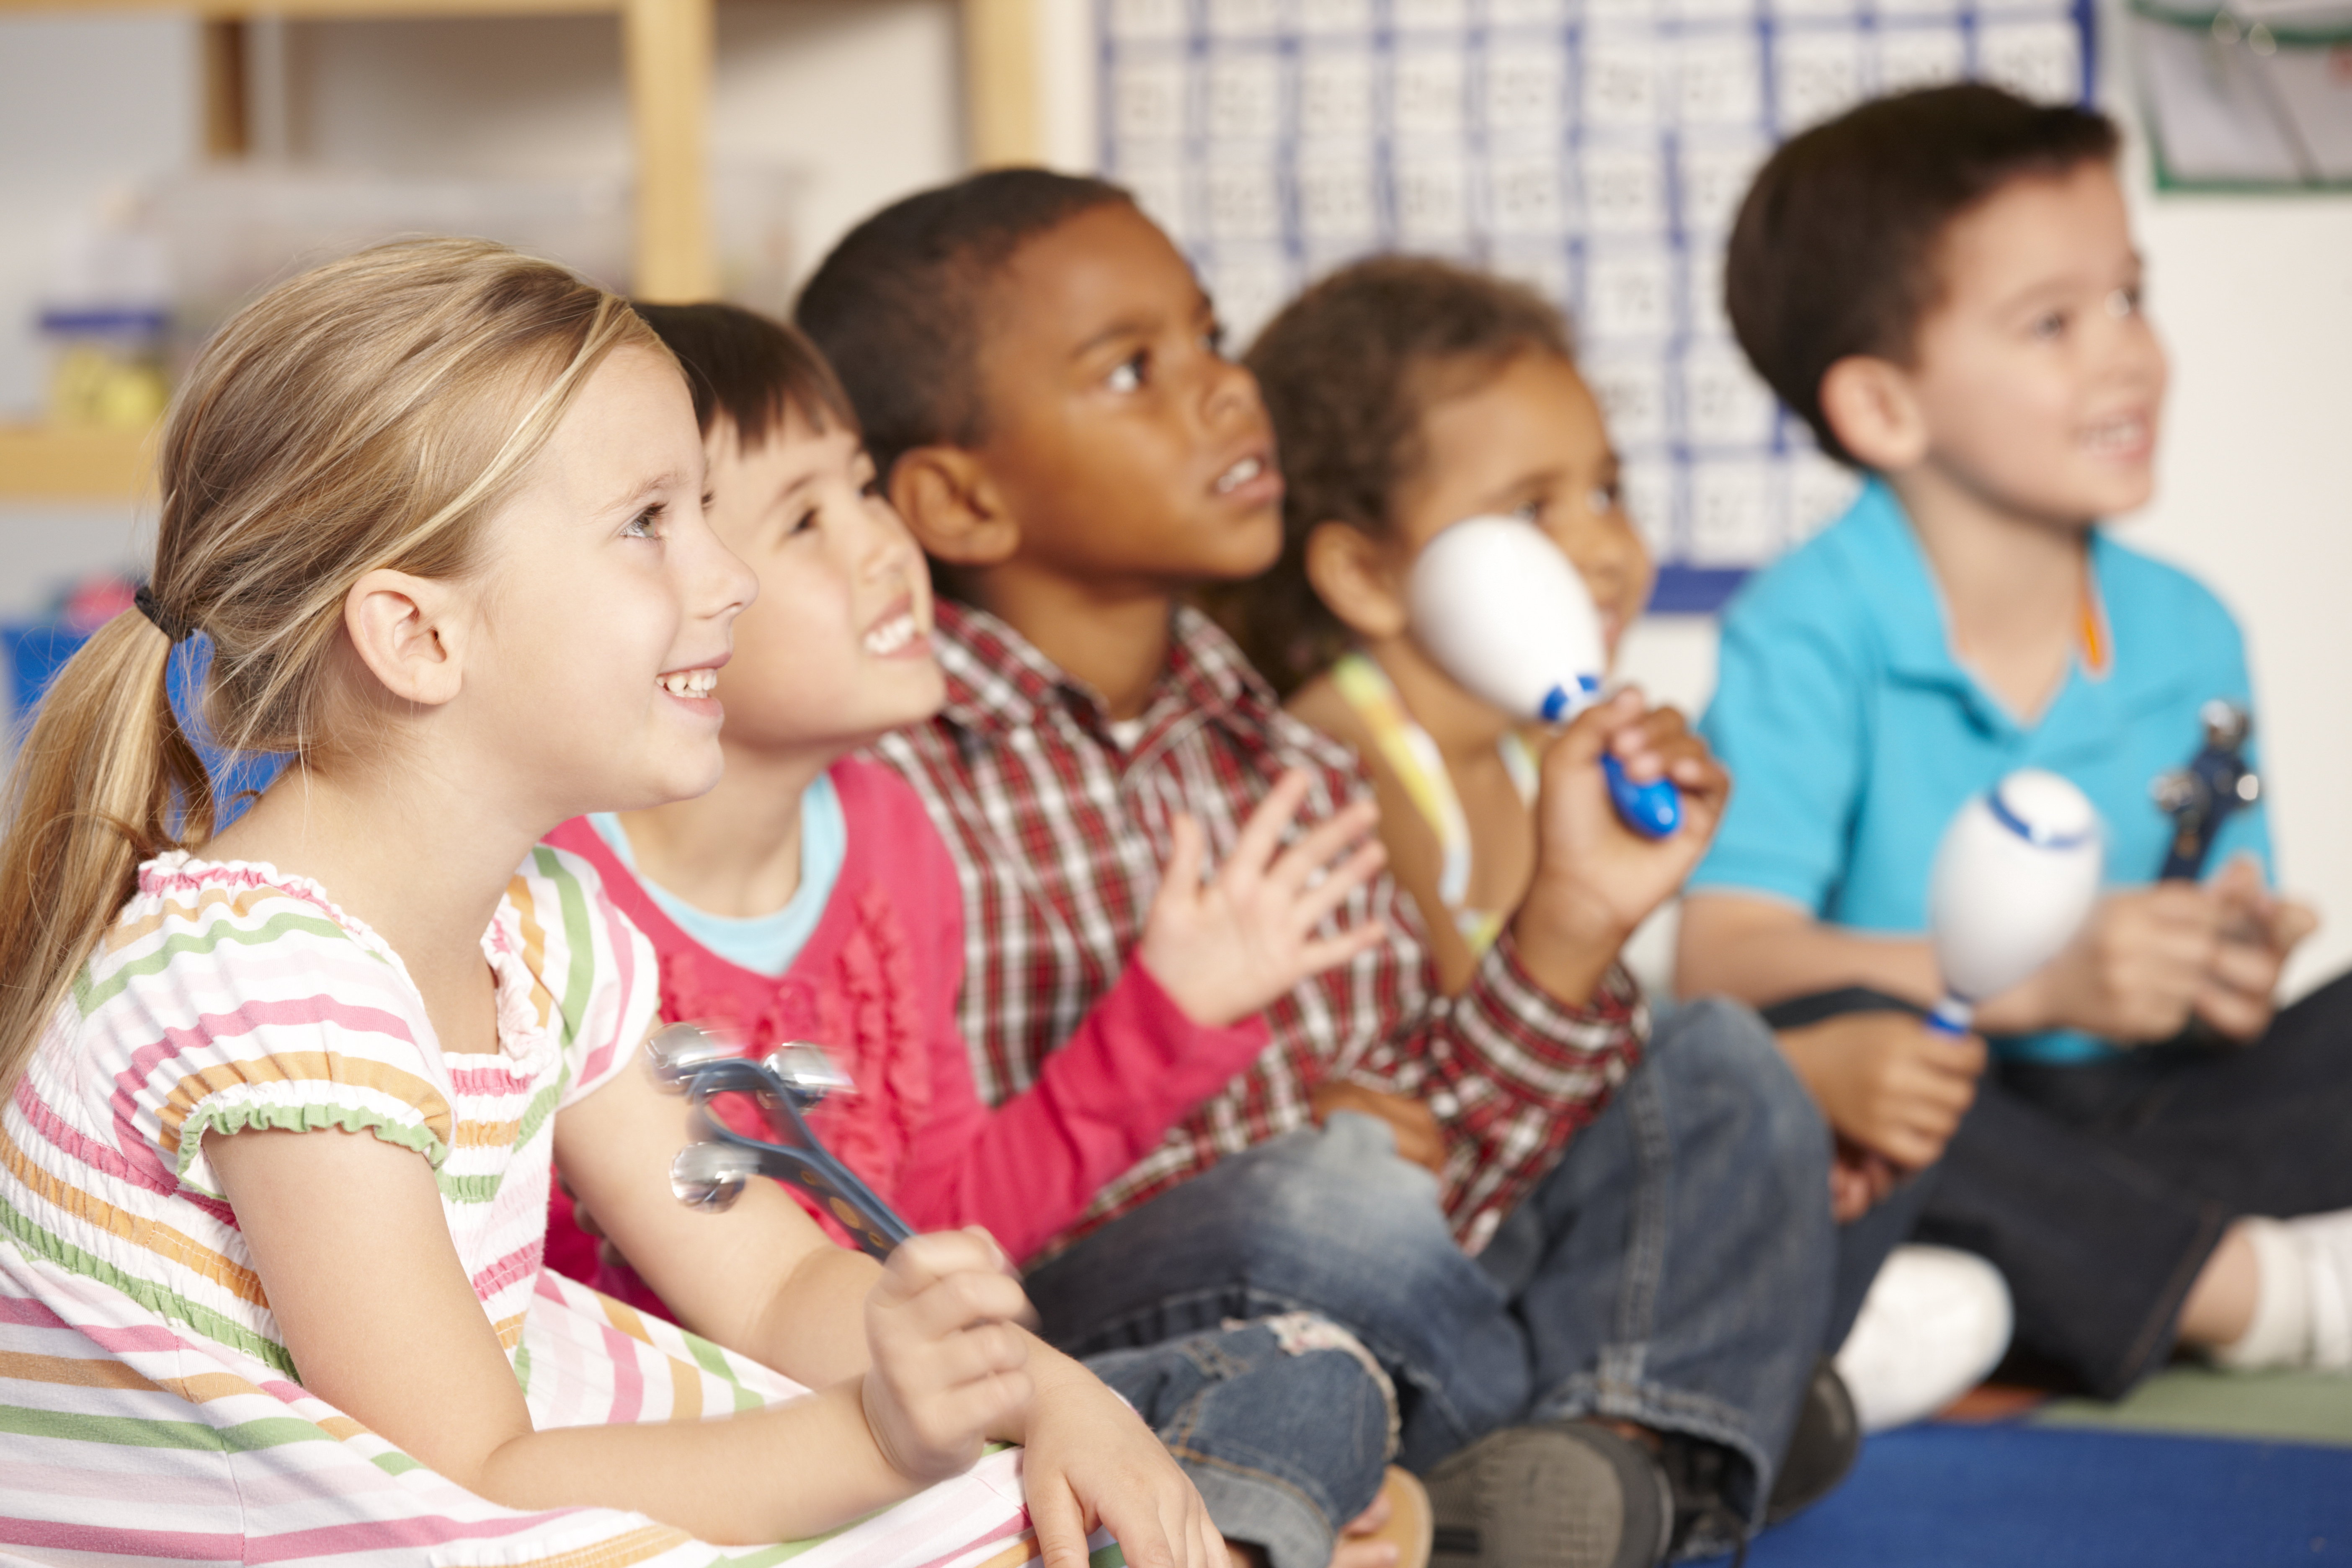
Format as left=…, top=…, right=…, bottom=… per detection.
left=460, top=344, right=758, bottom=821
left=701, top=405, right=945, bottom=763
left=1393, top=349, right=1654, bottom=665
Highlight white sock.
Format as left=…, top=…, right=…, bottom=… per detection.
left=2284, top=1208, right=2352, bottom=1369
left=2208, top=1217, right=2311, bottom=1369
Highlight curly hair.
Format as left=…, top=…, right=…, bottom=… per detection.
left=1214, top=255, right=1574, bottom=695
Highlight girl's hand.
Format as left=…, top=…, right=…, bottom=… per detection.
left=1514, top=693, right=1730, bottom=1006
left=1017, top=1351, right=1228, bottom=1568
left=1139, top=769, right=1390, bottom=1027
left=1778, top=1011, right=1985, bottom=1172
left=862, top=1230, right=1039, bottom=1484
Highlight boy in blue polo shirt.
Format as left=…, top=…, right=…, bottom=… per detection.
left=1680, top=83, right=2352, bottom=1398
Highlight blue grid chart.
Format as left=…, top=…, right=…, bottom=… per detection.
left=1095, top=0, right=2095, bottom=610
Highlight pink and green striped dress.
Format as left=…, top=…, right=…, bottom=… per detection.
left=0, top=848, right=1083, bottom=1568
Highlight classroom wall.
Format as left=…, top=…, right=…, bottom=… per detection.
left=3, top=3, right=2347, bottom=997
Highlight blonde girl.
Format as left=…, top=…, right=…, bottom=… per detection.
left=0, top=238, right=1217, bottom=1567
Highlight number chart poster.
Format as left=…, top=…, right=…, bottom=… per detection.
left=1094, top=0, right=2094, bottom=609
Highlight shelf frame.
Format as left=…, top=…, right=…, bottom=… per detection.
left=0, top=0, right=1050, bottom=501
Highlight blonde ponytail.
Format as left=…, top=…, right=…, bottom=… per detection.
left=0, top=237, right=658, bottom=1093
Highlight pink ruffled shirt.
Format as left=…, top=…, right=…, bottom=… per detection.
left=542, top=757, right=1269, bottom=1295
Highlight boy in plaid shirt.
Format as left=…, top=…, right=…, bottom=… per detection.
left=799, top=171, right=1848, bottom=1565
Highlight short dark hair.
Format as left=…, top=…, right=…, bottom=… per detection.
left=1726, top=83, right=2120, bottom=465
left=1212, top=255, right=1575, bottom=694
left=630, top=301, right=857, bottom=449
left=793, top=168, right=1134, bottom=482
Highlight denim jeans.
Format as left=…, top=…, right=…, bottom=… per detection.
left=1031, top=999, right=1836, bottom=1540
left=1086, top=1316, right=1395, bottom=1568
left=1820, top=971, right=2352, bottom=1397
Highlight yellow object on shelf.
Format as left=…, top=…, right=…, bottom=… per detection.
left=47, top=343, right=171, bottom=430
left=0, top=425, right=157, bottom=502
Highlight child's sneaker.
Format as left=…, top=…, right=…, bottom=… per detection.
left=1834, top=1245, right=2014, bottom=1430
left=1426, top=1420, right=1672, bottom=1568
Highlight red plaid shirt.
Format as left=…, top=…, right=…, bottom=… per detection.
left=874, top=601, right=1647, bottom=1256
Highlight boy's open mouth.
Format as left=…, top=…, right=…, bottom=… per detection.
left=1214, top=454, right=1268, bottom=495
left=658, top=667, right=720, bottom=699
left=2081, top=413, right=2150, bottom=456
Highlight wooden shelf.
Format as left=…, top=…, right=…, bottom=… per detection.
left=0, top=426, right=157, bottom=503
left=1, top=0, right=1050, bottom=501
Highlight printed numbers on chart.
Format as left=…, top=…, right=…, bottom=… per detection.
left=1582, top=355, right=1670, bottom=449
left=1773, top=32, right=1864, bottom=132
left=1677, top=139, right=1768, bottom=236
left=1297, top=0, right=1374, bottom=34
left=1583, top=40, right=1663, bottom=125
left=1392, top=49, right=1468, bottom=138
left=1108, top=0, right=1189, bottom=39
left=1488, top=151, right=1568, bottom=238
left=1296, top=156, right=1381, bottom=245
left=1581, top=145, right=1667, bottom=235
left=1300, top=50, right=1376, bottom=140
left=1977, top=21, right=2082, bottom=105
left=1484, top=50, right=1565, bottom=136
left=1581, top=250, right=1675, bottom=340
left=1112, top=58, right=1189, bottom=143
left=1204, top=162, right=1283, bottom=241
left=1681, top=347, right=1779, bottom=449
left=1875, top=26, right=1967, bottom=96
left=1206, top=55, right=1282, bottom=142
left=1688, top=460, right=1782, bottom=567
left=1207, top=0, right=1284, bottom=36
left=1393, top=158, right=1471, bottom=247
left=1676, top=36, right=1764, bottom=125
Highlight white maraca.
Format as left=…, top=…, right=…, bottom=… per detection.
left=1407, top=514, right=1680, bottom=838
left=1926, top=768, right=2104, bottom=1035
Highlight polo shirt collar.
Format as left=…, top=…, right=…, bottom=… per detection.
left=934, top=598, right=1271, bottom=741
left=1842, top=478, right=2139, bottom=740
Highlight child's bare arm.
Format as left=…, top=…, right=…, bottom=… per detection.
left=1676, top=892, right=1945, bottom=1008
left=1511, top=692, right=1730, bottom=1006
left=560, top=1066, right=1222, bottom=1567
left=1682, top=861, right=2318, bottom=1048
left=1137, top=767, right=1389, bottom=1026
left=209, top=1121, right=930, bottom=1545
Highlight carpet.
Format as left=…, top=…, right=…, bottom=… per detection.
left=1729, top=1422, right=2352, bottom=1567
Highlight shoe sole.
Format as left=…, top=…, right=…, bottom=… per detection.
left=1425, top=1422, right=1670, bottom=1568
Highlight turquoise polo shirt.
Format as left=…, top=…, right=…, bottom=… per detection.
left=1690, top=479, right=2270, bottom=1063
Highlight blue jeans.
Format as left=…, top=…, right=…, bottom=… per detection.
left=1086, top=1316, right=1394, bottom=1568
left=1031, top=999, right=1836, bottom=1537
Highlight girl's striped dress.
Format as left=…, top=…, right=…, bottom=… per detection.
left=0, top=849, right=1078, bottom=1568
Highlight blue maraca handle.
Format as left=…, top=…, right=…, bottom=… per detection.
left=1602, top=753, right=1681, bottom=839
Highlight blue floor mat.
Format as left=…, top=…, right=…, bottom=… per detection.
left=1720, top=1423, right=2352, bottom=1567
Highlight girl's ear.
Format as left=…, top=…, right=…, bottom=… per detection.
left=343, top=569, right=467, bottom=708
left=1819, top=356, right=1929, bottom=471
left=890, top=446, right=1020, bottom=569
left=1304, top=521, right=1409, bottom=640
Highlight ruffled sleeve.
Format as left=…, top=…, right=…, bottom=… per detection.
left=86, top=861, right=458, bottom=1200
left=500, top=844, right=664, bottom=1109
